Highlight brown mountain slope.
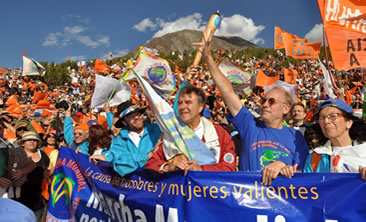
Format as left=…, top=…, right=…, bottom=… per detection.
left=125, top=29, right=258, bottom=57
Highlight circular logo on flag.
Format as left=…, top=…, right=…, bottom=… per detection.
left=227, top=74, right=245, bottom=85
left=209, top=148, right=217, bottom=156
left=30, top=62, right=38, bottom=72
left=224, top=153, right=234, bottom=163
left=147, top=66, right=167, bottom=84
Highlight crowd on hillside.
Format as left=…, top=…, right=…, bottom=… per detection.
left=1, top=48, right=366, bottom=221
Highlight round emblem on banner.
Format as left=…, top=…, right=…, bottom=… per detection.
left=30, top=62, right=38, bottom=72
left=209, top=148, right=217, bottom=156
left=147, top=66, right=167, bottom=83
left=224, top=153, right=234, bottom=163
left=227, top=74, right=245, bottom=85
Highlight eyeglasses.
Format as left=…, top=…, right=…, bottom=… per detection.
left=318, top=113, right=343, bottom=122
left=260, top=97, right=287, bottom=106
left=17, top=127, right=27, bottom=131
left=74, top=132, right=83, bottom=136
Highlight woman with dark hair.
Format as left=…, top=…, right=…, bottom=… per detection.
left=88, top=124, right=112, bottom=162
left=303, top=99, right=366, bottom=179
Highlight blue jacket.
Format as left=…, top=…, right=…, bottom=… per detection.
left=106, top=112, right=114, bottom=129
left=109, top=122, right=161, bottom=177
left=63, top=116, right=89, bottom=155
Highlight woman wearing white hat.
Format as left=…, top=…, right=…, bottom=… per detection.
left=17, top=131, right=50, bottom=221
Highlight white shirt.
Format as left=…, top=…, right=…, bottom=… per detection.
left=128, top=129, right=145, bottom=148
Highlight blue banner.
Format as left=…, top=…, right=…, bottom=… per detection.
left=47, top=147, right=366, bottom=222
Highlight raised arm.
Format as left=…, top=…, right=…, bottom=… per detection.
left=196, top=32, right=243, bottom=117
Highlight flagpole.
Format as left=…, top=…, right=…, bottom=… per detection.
left=322, top=25, right=338, bottom=88
left=107, top=67, right=130, bottom=103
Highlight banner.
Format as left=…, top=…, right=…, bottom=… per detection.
left=274, top=26, right=285, bottom=49
left=318, top=0, right=366, bottom=70
left=218, top=59, right=256, bottom=94
left=47, top=147, right=366, bottom=222
left=124, top=53, right=174, bottom=99
left=22, top=56, right=46, bottom=76
left=282, top=32, right=321, bottom=59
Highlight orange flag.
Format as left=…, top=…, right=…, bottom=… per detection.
left=283, top=68, right=298, bottom=84
left=93, top=58, right=111, bottom=74
left=318, top=0, right=366, bottom=70
left=274, top=26, right=285, bottom=49
left=255, top=69, right=280, bottom=87
left=5, top=104, right=22, bottom=117
left=67, top=56, right=70, bottom=62
left=282, top=31, right=321, bottom=59
left=345, top=85, right=359, bottom=105
left=5, top=95, right=19, bottom=107
left=4, top=128, right=16, bottom=140
left=32, top=120, right=46, bottom=135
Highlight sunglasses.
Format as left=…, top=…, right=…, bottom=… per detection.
left=260, top=97, right=287, bottom=106
left=17, top=127, right=27, bottom=131
left=318, top=112, right=343, bottom=122
left=47, top=135, right=56, bottom=139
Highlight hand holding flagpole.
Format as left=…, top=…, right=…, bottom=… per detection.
left=189, top=11, right=220, bottom=79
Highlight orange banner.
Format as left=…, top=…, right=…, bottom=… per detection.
left=255, top=69, right=280, bottom=87
left=282, top=32, right=321, bottom=59
left=283, top=68, right=298, bottom=84
left=318, top=0, right=366, bottom=70
left=274, top=26, right=285, bottom=49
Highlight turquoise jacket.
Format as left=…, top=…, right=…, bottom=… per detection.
left=63, top=116, right=89, bottom=155
left=106, top=112, right=114, bottom=129
left=109, top=122, right=161, bottom=177
left=304, top=150, right=330, bottom=173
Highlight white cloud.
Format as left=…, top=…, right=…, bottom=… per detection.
left=43, top=32, right=61, bottom=46
left=70, top=55, right=85, bottom=61
left=133, top=18, right=157, bottom=32
left=62, top=14, right=90, bottom=24
left=304, top=24, right=323, bottom=43
left=101, top=49, right=129, bottom=60
left=43, top=26, right=110, bottom=48
left=134, top=13, right=265, bottom=45
left=216, top=14, right=265, bottom=45
left=153, top=13, right=205, bottom=38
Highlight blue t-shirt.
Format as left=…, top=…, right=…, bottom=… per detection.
left=227, top=106, right=308, bottom=172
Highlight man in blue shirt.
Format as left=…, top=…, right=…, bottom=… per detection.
left=197, top=32, right=308, bottom=185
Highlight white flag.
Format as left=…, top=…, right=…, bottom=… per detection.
left=91, top=75, right=132, bottom=108
left=218, top=59, right=256, bottom=93
left=264, top=80, right=297, bottom=104
left=319, top=59, right=336, bottom=99
left=22, top=56, right=46, bottom=76
left=124, top=52, right=174, bottom=98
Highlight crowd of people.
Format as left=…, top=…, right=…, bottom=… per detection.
left=1, top=37, right=366, bottom=220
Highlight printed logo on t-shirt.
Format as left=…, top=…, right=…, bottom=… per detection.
left=260, top=149, right=289, bottom=167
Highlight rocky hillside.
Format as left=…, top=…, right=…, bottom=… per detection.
left=125, top=29, right=258, bottom=57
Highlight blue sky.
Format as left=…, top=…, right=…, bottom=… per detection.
left=0, top=0, right=323, bottom=69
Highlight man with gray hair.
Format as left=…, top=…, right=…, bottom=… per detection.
left=197, top=32, right=308, bottom=185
